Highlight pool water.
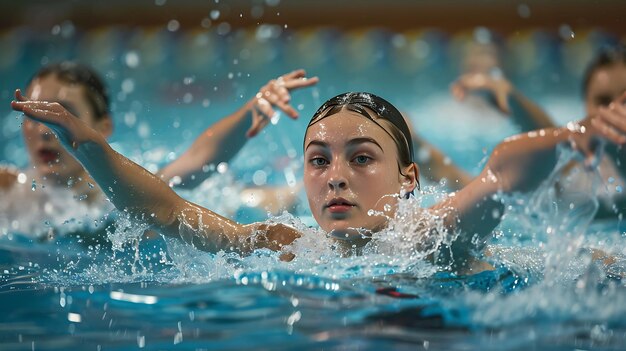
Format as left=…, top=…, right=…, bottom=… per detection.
left=1, top=27, right=626, bottom=350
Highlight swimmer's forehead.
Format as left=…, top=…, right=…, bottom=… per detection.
left=304, top=109, right=394, bottom=149
left=588, top=66, right=626, bottom=91
left=27, top=75, right=93, bottom=118
left=28, top=75, right=85, bottom=101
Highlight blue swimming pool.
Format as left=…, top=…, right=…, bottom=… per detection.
left=1, top=26, right=626, bottom=350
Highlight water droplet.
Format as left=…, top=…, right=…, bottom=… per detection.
left=31, top=179, right=36, bottom=191
left=17, top=173, right=27, bottom=184
left=217, top=162, right=228, bottom=174
left=167, top=19, right=180, bottom=32
left=491, top=208, right=501, bottom=219
left=616, top=185, right=623, bottom=193
left=125, top=51, right=140, bottom=68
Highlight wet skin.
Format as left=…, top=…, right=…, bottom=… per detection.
left=585, top=63, right=626, bottom=116
left=21, top=75, right=111, bottom=185
left=303, top=109, right=417, bottom=236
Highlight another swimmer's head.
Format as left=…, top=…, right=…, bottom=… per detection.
left=29, top=62, right=111, bottom=120
left=22, top=62, right=113, bottom=183
left=582, top=44, right=626, bottom=116
left=303, top=92, right=419, bottom=236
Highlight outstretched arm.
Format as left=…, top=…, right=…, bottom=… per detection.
left=451, top=72, right=555, bottom=131
left=434, top=93, right=626, bottom=262
left=157, top=70, right=318, bottom=188
left=11, top=91, right=300, bottom=253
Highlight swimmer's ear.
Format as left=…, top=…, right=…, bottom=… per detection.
left=400, top=162, right=419, bottom=195
left=94, top=115, right=113, bottom=139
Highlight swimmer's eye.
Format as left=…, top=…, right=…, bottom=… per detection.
left=352, top=155, right=372, bottom=165
left=595, top=95, right=613, bottom=107
left=310, top=157, right=329, bottom=167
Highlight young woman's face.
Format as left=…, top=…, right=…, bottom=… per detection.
left=303, top=109, right=410, bottom=236
left=22, top=74, right=110, bottom=182
left=585, top=63, right=626, bottom=116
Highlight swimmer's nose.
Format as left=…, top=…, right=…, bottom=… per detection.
left=328, top=178, right=347, bottom=190
left=327, top=162, right=348, bottom=190
left=36, top=122, right=54, bottom=141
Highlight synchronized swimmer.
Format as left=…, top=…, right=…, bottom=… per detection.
left=10, top=85, right=626, bottom=268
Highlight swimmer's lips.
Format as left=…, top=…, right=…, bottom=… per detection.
left=37, top=148, right=61, bottom=164
left=325, top=198, right=356, bottom=213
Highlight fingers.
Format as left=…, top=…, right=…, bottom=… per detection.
left=283, top=75, right=319, bottom=90
left=259, top=82, right=298, bottom=119
left=278, top=69, right=319, bottom=90
left=601, top=103, right=626, bottom=132
left=11, top=101, right=70, bottom=129
left=591, top=114, right=626, bottom=145
left=14, top=89, right=27, bottom=102
left=255, top=95, right=277, bottom=118
left=246, top=108, right=270, bottom=138
left=10, top=100, right=25, bottom=112
left=495, top=91, right=511, bottom=115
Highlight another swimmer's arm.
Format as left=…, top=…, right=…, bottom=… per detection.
left=157, top=99, right=255, bottom=188
left=434, top=94, right=626, bottom=262
left=412, top=135, right=472, bottom=190
left=451, top=72, right=555, bottom=131
left=158, top=70, right=319, bottom=189
left=402, top=112, right=472, bottom=190
left=11, top=93, right=300, bottom=253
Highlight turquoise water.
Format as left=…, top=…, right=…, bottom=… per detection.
left=1, top=27, right=626, bottom=350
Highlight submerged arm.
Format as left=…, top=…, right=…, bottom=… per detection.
left=11, top=93, right=300, bottom=253
left=158, top=70, right=318, bottom=189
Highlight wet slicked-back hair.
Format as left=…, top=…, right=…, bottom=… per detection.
left=306, top=92, right=418, bottom=192
left=29, top=62, right=110, bottom=120
left=582, top=44, right=626, bottom=98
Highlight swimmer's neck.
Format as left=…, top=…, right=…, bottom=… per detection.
left=328, top=226, right=383, bottom=255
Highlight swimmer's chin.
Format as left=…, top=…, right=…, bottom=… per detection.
left=328, top=227, right=373, bottom=241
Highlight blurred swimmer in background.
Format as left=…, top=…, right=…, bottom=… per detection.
left=13, top=89, right=626, bottom=269
left=453, top=44, right=626, bottom=218
left=0, top=62, right=317, bottom=237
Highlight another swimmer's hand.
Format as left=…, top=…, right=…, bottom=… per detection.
left=569, top=92, right=626, bottom=166
left=451, top=72, right=513, bottom=114
left=247, top=69, right=319, bottom=137
left=11, top=89, right=101, bottom=151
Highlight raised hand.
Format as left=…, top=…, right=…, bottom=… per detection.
left=11, top=89, right=100, bottom=150
left=569, top=92, right=626, bottom=166
left=247, top=69, right=319, bottom=137
left=450, top=72, right=513, bottom=114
